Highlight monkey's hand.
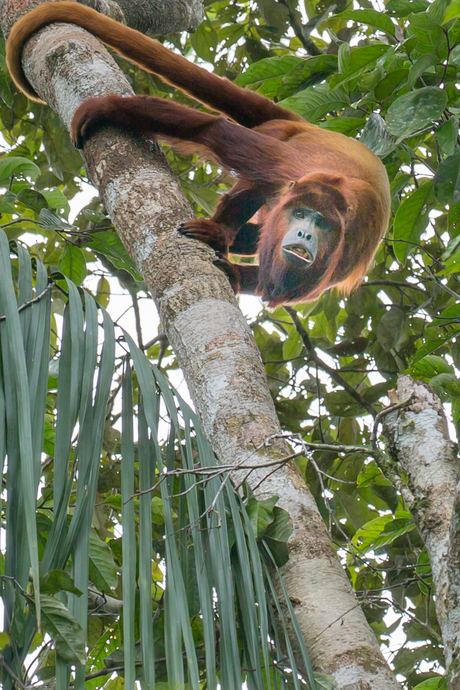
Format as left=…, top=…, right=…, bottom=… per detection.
left=177, top=219, right=228, bottom=255
left=178, top=219, right=239, bottom=292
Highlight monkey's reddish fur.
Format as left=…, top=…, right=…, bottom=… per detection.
left=6, top=2, right=391, bottom=306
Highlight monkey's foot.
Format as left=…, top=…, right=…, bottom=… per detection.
left=178, top=219, right=228, bottom=254
left=213, top=255, right=240, bottom=294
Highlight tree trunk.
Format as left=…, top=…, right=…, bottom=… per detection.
left=384, top=375, right=460, bottom=689
left=0, top=2, right=401, bottom=686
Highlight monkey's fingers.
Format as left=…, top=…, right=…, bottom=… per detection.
left=177, top=219, right=227, bottom=254
left=212, top=255, right=240, bottom=293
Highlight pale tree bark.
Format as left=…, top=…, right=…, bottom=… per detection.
left=384, top=376, right=460, bottom=690
left=0, top=2, right=401, bottom=687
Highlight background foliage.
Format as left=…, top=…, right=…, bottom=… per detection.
left=0, top=0, right=459, bottom=687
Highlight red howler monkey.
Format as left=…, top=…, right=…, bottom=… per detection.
left=6, top=2, right=391, bottom=306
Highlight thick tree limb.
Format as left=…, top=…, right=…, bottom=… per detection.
left=384, top=375, right=460, bottom=689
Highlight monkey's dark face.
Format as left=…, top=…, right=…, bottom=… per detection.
left=280, top=206, right=332, bottom=268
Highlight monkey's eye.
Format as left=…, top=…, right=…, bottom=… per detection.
left=315, top=213, right=328, bottom=229
left=294, top=208, right=307, bottom=220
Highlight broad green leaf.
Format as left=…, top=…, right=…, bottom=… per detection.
left=411, top=354, right=454, bottom=377
left=352, top=513, right=415, bottom=552
left=39, top=208, right=75, bottom=231
left=386, top=0, right=429, bottom=16
left=434, top=150, right=460, bottom=204
left=407, top=13, right=446, bottom=54
left=40, top=570, right=82, bottom=596
left=0, top=156, right=40, bottom=182
left=430, top=372, right=460, bottom=399
left=89, top=231, right=143, bottom=282
left=0, top=190, right=16, bottom=213
left=263, top=506, right=292, bottom=567
left=336, top=9, right=396, bottom=35
left=183, top=183, right=219, bottom=216
left=282, top=327, right=303, bottom=360
left=319, top=116, right=364, bottom=134
left=407, top=53, right=438, bottom=87
left=278, top=54, right=339, bottom=98
left=436, top=118, right=458, bottom=156
left=246, top=495, right=278, bottom=538
left=333, top=44, right=390, bottom=86
left=96, top=276, right=110, bottom=308
left=445, top=0, right=460, bottom=21
left=189, top=17, right=218, bottom=62
left=42, top=187, right=71, bottom=215
left=39, top=594, right=86, bottom=665
left=412, top=679, right=444, bottom=690
left=392, top=181, right=433, bottom=264
left=280, top=84, right=349, bottom=123
left=374, top=68, right=409, bottom=100
left=376, top=307, right=406, bottom=351
left=88, top=530, right=118, bottom=591
left=360, top=113, right=396, bottom=156
left=385, top=87, right=447, bottom=138
left=59, top=244, right=87, bottom=285
left=236, top=55, right=304, bottom=96
left=16, top=188, right=48, bottom=214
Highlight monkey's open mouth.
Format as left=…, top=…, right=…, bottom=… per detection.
left=282, top=245, right=315, bottom=265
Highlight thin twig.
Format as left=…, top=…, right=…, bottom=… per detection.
left=286, top=307, right=377, bottom=417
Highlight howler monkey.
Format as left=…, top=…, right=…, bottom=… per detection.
left=6, top=2, right=391, bottom=306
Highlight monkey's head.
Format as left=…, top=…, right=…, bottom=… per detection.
left=257, top=172, right=389, bottom=306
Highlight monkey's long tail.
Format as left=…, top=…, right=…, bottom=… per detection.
left=6, top=1, right=302, bottom=128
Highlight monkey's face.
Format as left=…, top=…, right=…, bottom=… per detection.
left=280, top=206, right=333, bottom=268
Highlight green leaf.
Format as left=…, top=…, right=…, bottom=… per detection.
left=246, top=495, right=278, bottom=538
left=89, top=231, right=143, bottom=282
left=376, top=307, right=406, bottom=351
left=96, top=276, right=111, bottom=308
left=0, top=156, right=40, bottom=183
left=393, top=181, right=433, bottom=264
left=412, top=678, right=444, bottom=690
left=374, top=68, right=409, bottom=101
left=436, top=118, right=459, bottom=156
left=360, top=113, right=396, bottom=156
left=280, top=84, right=349, bottom=123
left=88, top=529, right=119, bottom=591
left=411, top=354, right=454, bottom=377
left=278, top=54, right=339, bottom=98
left=445, top=0, right=460, bottom=21
left=263, top=507, right=293, bottom=567
left=335, top=9, right=396, bottom=35
left=42, top=187, right=71, bottom=215
left=40, top=569, right=83, bottom=596
left=319, top=117, right=364, bottom=135
left=59, top=244, right=87, bottom=285
left=282, top=327, right=303, bottom=360
left=333, top=44, right=390, bottom=86
left=189, top=17, right=218, bottom=62
left=386, top=0, right=429, bottom=16
left=352, top=513, right=415, bottom=552
left=0, top=190, right=17, bottom=214
left=385, top=87, right=447, bottom=138
left=16, top=188, right=48, bottom=214
left=236, top=55, right=304, bottom=97
left=40, top=595, right=86, bottom=665
left=407, top=53, right=438, bottom=87
left=407, top=13, right=445, bottom=54
left=39, top=208, right=75, bottom=231
left=434, top=151, right=460, bottom=204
